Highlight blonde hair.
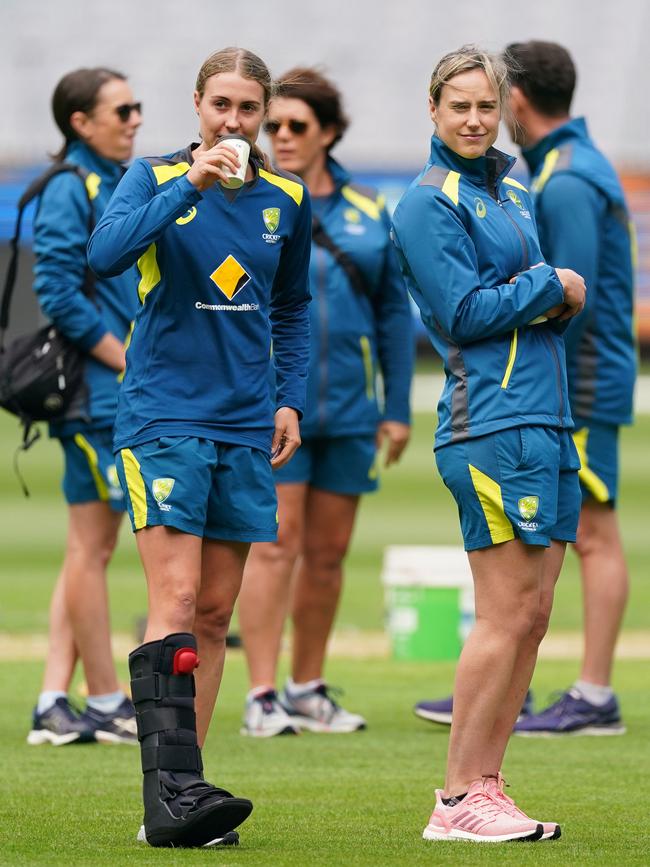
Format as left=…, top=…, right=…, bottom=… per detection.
left=429, top=44, right=510, bottom=109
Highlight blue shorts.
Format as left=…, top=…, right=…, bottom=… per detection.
left=60, top=428, right=126, bottom=512
left=273, top=435, right=378, bottom=495
left=435, top=425, right=581, bottom=551
left=572, top=418, right=618, bottom=506
left=115, top=436, right=278, bottom=542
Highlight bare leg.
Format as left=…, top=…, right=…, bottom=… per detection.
left=63, top=503, right=122, bottom=695
left=136, top=526, right=203, bottom=640
left=445, top=539, right=544, bottom=796
left=291, top=489, right=360, bottom=684
left=239, top=484, right=307, bottom=689
left=482, top=540, right=567, bottom=775
left=575, top=502, right=629, bottom=685
left=41, top=569, right=78, bottom=692
left=194, top=540, right=250, bottom=746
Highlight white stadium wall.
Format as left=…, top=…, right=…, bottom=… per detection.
left=1, top=0, right=649, bottom=170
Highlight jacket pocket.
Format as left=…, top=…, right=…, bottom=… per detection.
left=500, top=328, right=518, bottom=390
left=359, top=335, right=375, bottom=400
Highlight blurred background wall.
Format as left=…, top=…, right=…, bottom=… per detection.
left=1, top=0, right=649, bottom=341
left=1, top=0, right=649, bottom=169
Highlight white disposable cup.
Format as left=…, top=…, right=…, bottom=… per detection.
left=218, top=135, right=250, bottom=189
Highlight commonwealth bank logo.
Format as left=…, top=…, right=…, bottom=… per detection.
left=518, top=496, right=539, bottom=521
left=210, top=255, right=251, bottom=300
left=152, top=478, right=175, bottom=511
left=262, top=207, right=280, bottom=233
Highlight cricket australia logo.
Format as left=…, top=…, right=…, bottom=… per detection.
left=506, top=189, right=531, bottom=219
left=518, top=496, right=539, bottom=521
left=152, top=478, right=175, bottom=511
left=262, top=207, right=281, bottom=243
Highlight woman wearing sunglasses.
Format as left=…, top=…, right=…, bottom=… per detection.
left=28, top=68, right=142, bottom=749
left=238, top=68, right=413, bottom=737
left=88, top=47, right=311, bottom=847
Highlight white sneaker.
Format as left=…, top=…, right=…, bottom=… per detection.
left=240, top=689, right=300, bottom=738
left=279, top=681, right=367, bottom=733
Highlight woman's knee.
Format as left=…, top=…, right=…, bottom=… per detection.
left=194, top=601, right=234, bottom=643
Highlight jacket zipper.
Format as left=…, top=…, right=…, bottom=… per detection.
left=545, top=332, right=565, bottom=423
left=359, top=335, right=374, bottom=400
left=496, top=196, right=527, bottom=391
left=316, top=247, right=329, bottom=428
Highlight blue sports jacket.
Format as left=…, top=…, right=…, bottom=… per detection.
left=392, top=136, right=572, bottom=449
left=33, top=140, right=137, bottom=434
left=88, top=145, right=311, bottom=454
left=523, top=117, right=636, bottom=426
left=300, top=158, right=413, bottom=438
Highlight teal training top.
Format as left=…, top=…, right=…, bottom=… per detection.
left=88, top=145, right=312, bottom=453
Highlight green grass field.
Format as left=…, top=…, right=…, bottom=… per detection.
left=1, top=407, right=649, bottom=864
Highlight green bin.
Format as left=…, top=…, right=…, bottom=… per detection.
left=382, top=546, right=474, bottom=662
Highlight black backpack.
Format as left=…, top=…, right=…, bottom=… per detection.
left=0, top=163, right=96, bottom=490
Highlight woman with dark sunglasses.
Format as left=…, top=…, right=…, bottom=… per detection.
left=238, top=67, right=413, bottom=737
left=27, top=68, right=142, bottom=748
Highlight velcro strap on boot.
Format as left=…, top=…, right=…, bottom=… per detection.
left=141, top=744, right=203, bottom=774
left=136, top=706, right=196, bottom=739
left=131, top=673, right=195, bottom=704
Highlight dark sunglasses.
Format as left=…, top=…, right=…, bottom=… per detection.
left=264, top=118, right=308, bottom=136
left=115, top=102, right=142, bottom=122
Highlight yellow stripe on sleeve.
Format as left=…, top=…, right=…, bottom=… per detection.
left=152, top=162, right=191, bottom=185
left=468, top=463, right=515, bottom=544
left=121, top=449, right=148, bottom=529
left=85, top=172, right=102, bottom=200
left=136, top=243, right=161, bottom=304
left=441, top=171, right=461, bottom=205
left=73, top=434, right=109, bottom=501
left=503, top=177, right=528, bottom=193
left=341, top=186, right=381, bottom=221
left=532, top=148, right=560, bottom=194
left=259, top=169, right=303, bottom=206
left=572, top=428, right=610, bottom=503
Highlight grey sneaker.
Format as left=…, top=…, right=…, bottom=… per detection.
left=81, top=697, right=138, bottom=744
left=279, top=681, right=366, bottom=733
left=240, top=689, right=300, bottom=738
left=27, top=697, right=96, bottom=746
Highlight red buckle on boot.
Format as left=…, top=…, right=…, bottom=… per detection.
left=173, top=647, right=200, bottom=674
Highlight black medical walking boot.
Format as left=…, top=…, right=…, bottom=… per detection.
left=129, top=632, right=253, bottom=847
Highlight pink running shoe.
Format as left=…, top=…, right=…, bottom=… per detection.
left=423, top=779, right=543, bottom=842
left=483, top=774, right=561, bottom=841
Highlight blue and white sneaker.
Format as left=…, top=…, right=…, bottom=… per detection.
left=414, top=691, right=534, bottom=726
left=27, top=697, right=96, bottom=746
left=240, top=689, right=299, bottom=738
left=514, top=688, right=626, bottom=736
left=81, top=697, right=138, bottom=744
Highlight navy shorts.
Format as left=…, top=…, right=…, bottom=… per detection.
left=572, top=418, right=619, bottom=506
left=273, top=434, right=378, bottom=495
left=60, top=428, right=126, bottom=512
left=435, top=425, right=581, bottom=551
left=115, top=436, right=278, bottom=542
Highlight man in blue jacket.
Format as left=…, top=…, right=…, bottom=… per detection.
left=504, top=41, right=636, bottom=735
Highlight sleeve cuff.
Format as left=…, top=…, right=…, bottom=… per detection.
left=77, top=321, right=108, bottom=352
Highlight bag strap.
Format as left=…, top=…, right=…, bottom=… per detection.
left=0, top=162, right=96, bottom=341
left=311, top=215, right=371, bottom=298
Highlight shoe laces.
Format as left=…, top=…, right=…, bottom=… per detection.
left=467, top=789, right=505, bottom=819
left=537, top=688, right=577, bottom=718
left=314, top=683, right=344, bottom=710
